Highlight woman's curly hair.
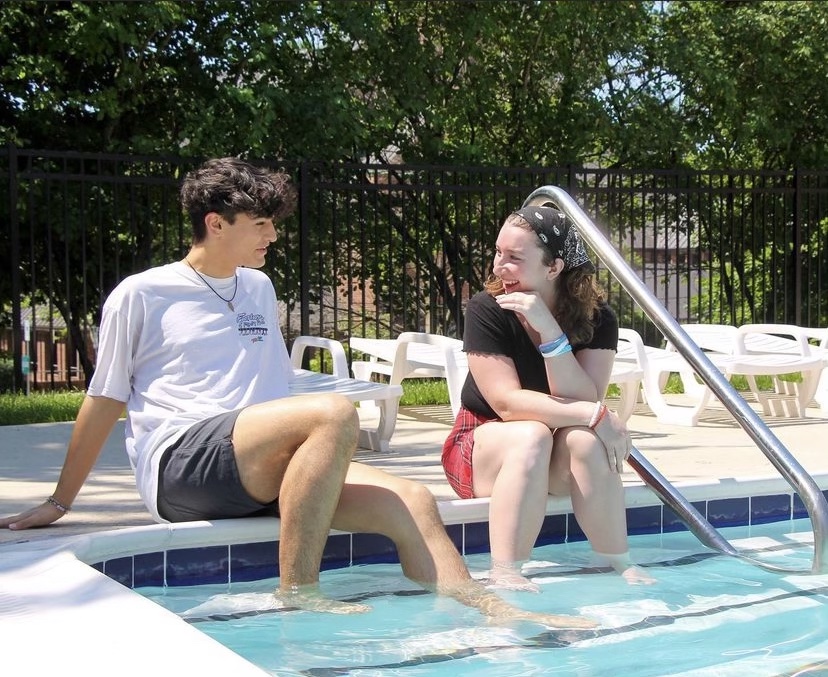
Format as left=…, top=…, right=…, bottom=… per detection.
left=486, top=213, right=605, bottom=345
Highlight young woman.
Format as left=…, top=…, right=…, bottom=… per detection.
left=442, top=205, right=653, bottom=589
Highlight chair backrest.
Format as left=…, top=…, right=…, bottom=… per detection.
left=678, top=324, right=739, bottom=354
left=735, top=323, right=813, bottom=357
left=395, top=332, right=467, bottom=417
left=290, top=335, right=350, bottom=377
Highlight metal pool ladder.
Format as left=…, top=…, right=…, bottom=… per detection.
left=523, top=185, right=828, bottom=575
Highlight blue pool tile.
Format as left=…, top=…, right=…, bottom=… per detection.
left=230, top=541, right=279, bottom=582
left=321, top=534, right=352, bottom=571
left=663, top=501, right=709, bottom=533
left=750, top=494, right=791, bottom=525
left=627, top=505, right=663, bottom=535
left=133, top=551, right=165, bottom=587
left=352, top=533, right=398, bottom=565
left=462, top=521, right=490, bottom=555
left=792, top=494, right=809, bottom=520
left=707, top=497, right=750, bottom=528
left=445, top=523, right=463, bottom=553
left=535, top=513, right=567, bottom=546
left=104, top=556, right=133, bottom=587
left=567, top=513, right=587, bottom=543
left=166, top=545, right=229, bottom=586
left=662, top=504, right=686, bottom=533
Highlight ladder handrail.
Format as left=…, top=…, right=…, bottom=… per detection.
left=523, top=186, right=828, bottom=574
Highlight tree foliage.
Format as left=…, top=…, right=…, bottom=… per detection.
left=4, top=1, right=828, bottom=168
left=3, top=0, right=828, bottom=388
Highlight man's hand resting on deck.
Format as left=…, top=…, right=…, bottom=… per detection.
left=0, top=501, right=68, bottom=530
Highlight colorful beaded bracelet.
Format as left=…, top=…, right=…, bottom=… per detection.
left=46, top=495, right=71, bottom=514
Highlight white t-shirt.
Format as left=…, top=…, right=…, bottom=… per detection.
left=87, top=261, right=293, bottom=522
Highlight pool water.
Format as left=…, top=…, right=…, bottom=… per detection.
left=140, top=519, right=828, bottom=676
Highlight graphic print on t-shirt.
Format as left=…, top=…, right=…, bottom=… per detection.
left=237, top=312, right=269, bottom=342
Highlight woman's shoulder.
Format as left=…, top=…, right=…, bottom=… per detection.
left=595, top=300, right=617, bottom=326
left=582, top=300, right=618, bottom=350
left=466, top=290, right=503, bottom=319
left=466, top=291, right=500, bottom=309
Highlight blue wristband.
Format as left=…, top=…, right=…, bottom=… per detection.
left=538, top=334, right=568, bottom=354
left=541, top=339, right=572, bottom=358
left=542, top=342, right=572, bottom=359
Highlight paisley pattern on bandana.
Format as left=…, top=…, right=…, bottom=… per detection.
left=512, top=206, right=594, bottom=272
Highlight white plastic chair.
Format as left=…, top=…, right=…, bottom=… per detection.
left=680, top=323, right=826, bottom=418
left=349, top=332, right=467, bottom=417
left=289, top=336, right=403, bottom=451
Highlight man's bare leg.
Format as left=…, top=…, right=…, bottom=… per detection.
left=332, top=462, right=597, bottom=629
left=232, top=393, right=368, bottom=613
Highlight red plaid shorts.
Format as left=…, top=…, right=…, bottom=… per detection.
left=441, top=406, right=497, bottom=499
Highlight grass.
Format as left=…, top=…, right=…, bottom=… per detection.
left=0, top=372, right=796, bottom=426
left=0, top=390, right=86, bottom=426
left=0, top=383, right=450, bottom=426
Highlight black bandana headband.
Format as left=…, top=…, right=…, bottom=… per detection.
left=512, top=206, right=595, bottom=273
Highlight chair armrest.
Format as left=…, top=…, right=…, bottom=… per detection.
left=735, top=324, right=812, bottom=357
left=799, top=326, right=828, bottom=350
left=617, top=328, right=648, bottom=367
left=290, top=336, right=350, bottom=377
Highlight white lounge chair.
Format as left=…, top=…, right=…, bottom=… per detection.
left=350, top=332, right=467, bottom=417
left=616, top=327, right=732, bottom=426
left=679, top=323, right=826, bottom=419
left=735, top=324, right=828, bottom=412
left=801, top=326, right=828, bottom=411
left=289, top=336, right=403, bottom=452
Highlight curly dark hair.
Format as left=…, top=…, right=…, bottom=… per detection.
left=486, top=213, right=605, bottom=345
left=180, top=157, right=298, bottom=243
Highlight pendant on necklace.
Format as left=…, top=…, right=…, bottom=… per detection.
left=227, top=301, right=235, bottom=311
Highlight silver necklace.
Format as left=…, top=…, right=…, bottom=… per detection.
left=185, top=259, right=238, bottom=311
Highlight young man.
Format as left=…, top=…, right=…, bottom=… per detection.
left=0, top=158, right=594, bottom=627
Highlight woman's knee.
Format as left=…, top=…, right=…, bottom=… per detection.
left=509, top=421, right=555, bottom=465
left=557, top=427, right=608, bottom=470
left=503, top=420, right=554, bottom=451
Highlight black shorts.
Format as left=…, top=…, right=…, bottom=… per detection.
left=157, top=409, right=279, bottom=522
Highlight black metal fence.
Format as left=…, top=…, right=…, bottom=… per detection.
left=3, top=145, right=827, bottom=392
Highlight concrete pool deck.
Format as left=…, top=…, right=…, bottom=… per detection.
left=2, top=395, right=828, bottom=547
left=2, top=394, right=828, bottom=676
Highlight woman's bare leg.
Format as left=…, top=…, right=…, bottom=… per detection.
left=471, top=420, right=554, bottom=590
left=552, top=427, right=654, bottom=585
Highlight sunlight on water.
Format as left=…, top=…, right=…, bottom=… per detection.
left=140, top=519, right=828, bottom=676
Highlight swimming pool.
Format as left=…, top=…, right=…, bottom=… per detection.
left=139, top=518, right=828, bottom=676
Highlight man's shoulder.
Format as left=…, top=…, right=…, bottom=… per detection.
left=238, top=267, right=271, bottom=283
left=104, top=263, right=184, bottom=306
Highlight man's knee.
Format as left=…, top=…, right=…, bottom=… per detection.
left=398, top=479, right=439, bottom=515
left=303, top=392, right=356, bottom=421
left=315, top=393, right=360, bottom=439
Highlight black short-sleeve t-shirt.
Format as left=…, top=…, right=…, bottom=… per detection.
left=460, top=290, right=618, bottom=419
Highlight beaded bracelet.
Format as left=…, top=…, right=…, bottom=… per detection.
left=46, top=495, right=71, bottom=514
left=589, top=403, right=608, bottom=430
left=587, top=400, right=603, bottom=428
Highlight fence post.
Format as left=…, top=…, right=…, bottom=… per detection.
left=298, top=161, right=311, bottom=337
left=8, top=143, right=24, bottom=392
left=793, top=167, right=803, bottom=326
